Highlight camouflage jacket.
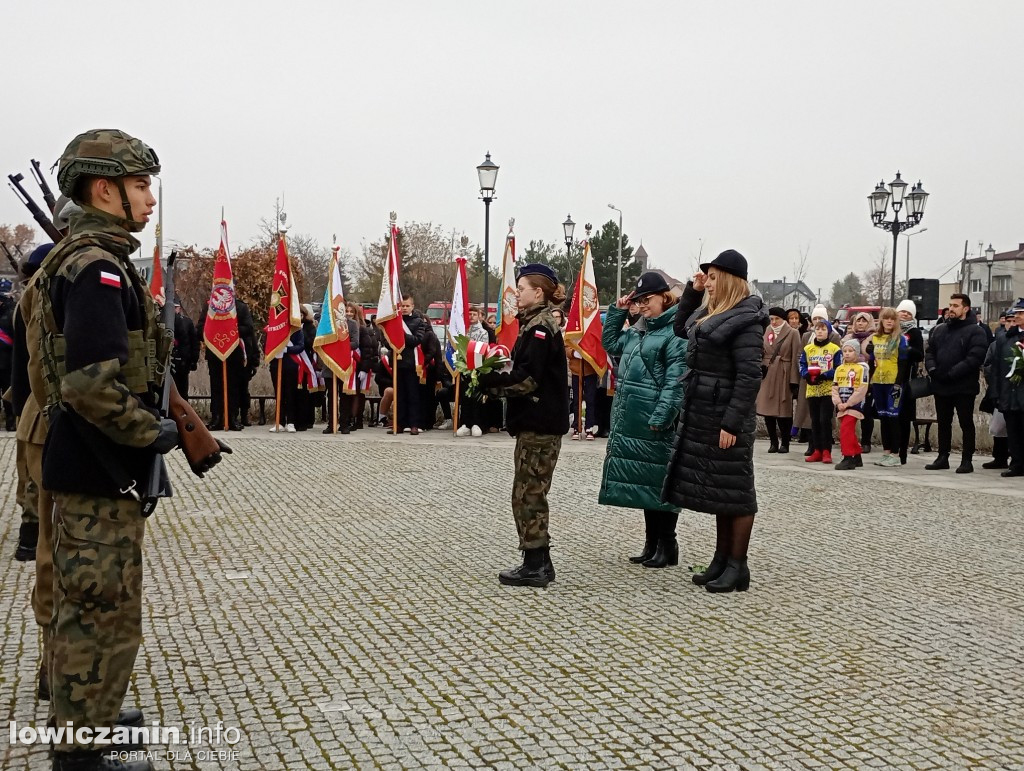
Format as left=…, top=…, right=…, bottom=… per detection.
left=478, top=303, right=569, bottom=437
left=38, top=207, right=166, bottom=497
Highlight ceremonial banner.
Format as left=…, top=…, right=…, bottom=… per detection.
left=376, top=221, right=405, bottom=353
left=314, top=246, right=353, bottom=380
left=565, top=238, right=608, bottom=376
left=264, top=234, right=301, bottom=361
left=495, top=225, right=518, bottom=350
left=444, top=252, right=470, bottom=376
left=203, top=219, right=240, bottom=361
left=149, top=241, right=165, bottom=306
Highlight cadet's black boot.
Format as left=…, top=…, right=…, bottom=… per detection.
left=705, top=558, right=751, bottom=593
left=925, top=453, right=950, bottom=470
left=14, top=522, right=38, bottom=561
left=691, top=552, right=728, bottom=585
left=629, top=512, right=658, bottom=564
left=983, top=437, right=1009, bottom=469
left=643, top=515, right=679, bottom=568
left=52, top=749, right=153, bottom=770
left=498, top=548, right=551, bottom=587
left=956, top=458, right=974, bottom=474
left=542, top=546, right=555, bottom=583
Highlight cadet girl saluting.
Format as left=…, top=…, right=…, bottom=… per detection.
left=477, top=264, right=569, bottom=587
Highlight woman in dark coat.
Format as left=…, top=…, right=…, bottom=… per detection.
left=599, top=272, right=687, bottom=568
left=662, top=250, right=768, bottom=593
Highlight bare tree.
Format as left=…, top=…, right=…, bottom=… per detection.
left=793, top=242, right=811, bottom=285
left=860, top=246, right=905, bottom=306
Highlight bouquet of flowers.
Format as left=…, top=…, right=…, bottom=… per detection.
left=1006, top=341, right=1024, bottom=385
left=453, top=335, right=511, bottom=396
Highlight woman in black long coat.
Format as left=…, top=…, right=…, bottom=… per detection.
left=662, top=250, right=768, bottom=592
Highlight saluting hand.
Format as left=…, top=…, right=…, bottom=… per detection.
left=692, top=272, right=708, bottom=291
left=616, top=294, right=632, bottom=309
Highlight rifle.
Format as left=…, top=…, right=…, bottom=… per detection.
left=143, top=251, right=231, bottom=515
left=30, top=159, right=57, bottom=214
left=0, top=241, right=19, bottom=274
left=8, top=172, right=63, bottom=243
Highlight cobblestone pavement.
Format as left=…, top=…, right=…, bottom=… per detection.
left=2, top=429, right=1023, bottom=770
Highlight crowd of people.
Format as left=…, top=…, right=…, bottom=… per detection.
left=754, top=293, right=1018, bottom=476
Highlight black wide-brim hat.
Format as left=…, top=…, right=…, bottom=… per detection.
left=700, top=249, right=748, bottom=281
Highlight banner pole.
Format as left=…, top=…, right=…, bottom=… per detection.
left=577, top=358, right=583, bottom=437
left=392, top=345, right=399, bottom=435
left=222, top=360, right=229, bottom=431
left=453, top=372, right=461, bottom=436
left=274, top=357, right=283, bottom=429
left=332, top=376, right=338, bottom=434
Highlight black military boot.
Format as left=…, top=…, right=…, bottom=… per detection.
left=14, top=522, right=38, bottom=561
left=925, top=453, right=950, bottom=470
left=834, top=456, right=858, bottom=471
left=498, top=548, right=551, bottom=587
left=38, top=663, right=49, bottom=700
left=705, top=558, right=751, bottom=593
left=629, top=513, right=658, bottom=564
left=52, top=749, right=153, bottom=770
left=956, top=458, right=974, bottom=474
left=541, top=546, right=555, bottom=583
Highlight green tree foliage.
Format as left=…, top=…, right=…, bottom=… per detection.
left=828, top=272, right=868, bottom=309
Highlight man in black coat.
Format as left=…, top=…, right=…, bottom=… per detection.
left=171, top=297, right=199, bottom=399
left=924, top=293, right=990, bottom=473
left=984, top=301, right=1024, bottom=476
left=394, top=294, right=430, bottom=434
left=234, top=298, right=259, bottom=426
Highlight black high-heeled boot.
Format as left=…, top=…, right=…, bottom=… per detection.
left=705, top=558, right=750, bottom=593
left=629, top=513, right=658, bottom=564
left=691, top=552, right=728, bottom=585
left=643, top=514, right=679, bottom=568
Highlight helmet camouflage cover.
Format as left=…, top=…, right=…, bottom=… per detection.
left=56, top=129, right=160, bottom=199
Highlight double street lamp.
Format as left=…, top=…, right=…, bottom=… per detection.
left=476, top=152, right=499, bottom=310
left=868, top=171, right=929, bottom=306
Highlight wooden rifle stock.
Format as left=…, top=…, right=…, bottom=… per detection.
left=168, top=381, right=223, bottom=474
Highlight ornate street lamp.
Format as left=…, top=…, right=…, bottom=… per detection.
left=867, top=171, right=928, bottom=306
left=563, top=214, right=575, bottom=262
left=476, top=152, right=499, bottom=310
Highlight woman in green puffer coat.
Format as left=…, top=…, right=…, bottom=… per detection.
left=599, top=272, right=688, bottom=568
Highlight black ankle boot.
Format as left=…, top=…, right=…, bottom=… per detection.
left=542, top=546, right=555, bottom=582
left=706, top=558, right=750, bottom=593
left=14, top=522, right=38, bottom=561
left=778, top=441, right=790, bottom=454
left=692, top=552, right=728, bottom=585
left=629, top=519, right=659, bottom=564
left=803, top=444, right=815, bottom=457
left=767, top=440, right=779, bottom=454
left=643, top=534, right=678, bottom=568
left=925, top=454, right=950, bottom=470
left=498, top=548, right=551, bottom=587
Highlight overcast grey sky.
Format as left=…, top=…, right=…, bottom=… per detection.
left=3, top=0, right=1022, bottom=301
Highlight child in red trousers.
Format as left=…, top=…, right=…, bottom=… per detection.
left=832, top=340, right=870, bottom=470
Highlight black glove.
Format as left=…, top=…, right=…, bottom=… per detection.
left=476, top=371, right=498, bottom=389
left=190, top=439, right=233, bottom=478
left=790, top=383, right=799, bottom=399
left=150, top=418, right=180, bottom=454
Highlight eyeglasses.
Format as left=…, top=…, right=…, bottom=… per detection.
left=635, top=295, right=653, bottom=307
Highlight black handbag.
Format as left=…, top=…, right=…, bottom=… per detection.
left=908, top=377, right=933, bottom=400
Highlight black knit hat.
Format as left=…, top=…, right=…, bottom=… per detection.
left=700, top=249, right=748, bottom=280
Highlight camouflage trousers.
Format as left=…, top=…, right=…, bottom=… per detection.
left=21, top=441, right=55, bottom=630
left=51, top=492, right=145, bottom=752
left=16, top=439, right=39, bottom=525
left=511, top=432, right=562, bottom=550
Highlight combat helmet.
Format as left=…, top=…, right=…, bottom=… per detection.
left=55, top=129, right=159, bottom=231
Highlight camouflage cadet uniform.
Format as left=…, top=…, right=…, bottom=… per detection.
left=38, top=130, right=173, bottom=770
left=479, top=273, right=569, bottom=588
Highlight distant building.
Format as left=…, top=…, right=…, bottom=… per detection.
left=962, top=242, right=1024, bottom=323
left=750, top=279, right=817, bottom=313
left=633, top=244, right=649, bottom=272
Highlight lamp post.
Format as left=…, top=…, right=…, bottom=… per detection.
left=868, top=172, right=929, bottom=306
left=607, top=203, right=623, bottom=298
left=985, top=243, right=996, bottom=324
left=904, top=227, right=928, bottom=286
left=476, top=152, right=499, bottom=310
left=563, top=214, right=575, bottom=263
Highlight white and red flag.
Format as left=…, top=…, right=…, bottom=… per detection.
left=264, top=234, right=301, bottom=361
left=376, top=218, right=405, bottom=354
left=149, top=240, right=164, bottom=305
left=203, top=219, right=240, bottom=361
left=495, top=222, right=518, bottom=350
left=565, top=236, right=608, bottom=376
left=444, top=250, right=470, bottom=376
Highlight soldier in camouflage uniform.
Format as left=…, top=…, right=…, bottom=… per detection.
left=35, top=129, right=180, bottom=771
left=478, top=263, right=569, bottom=587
